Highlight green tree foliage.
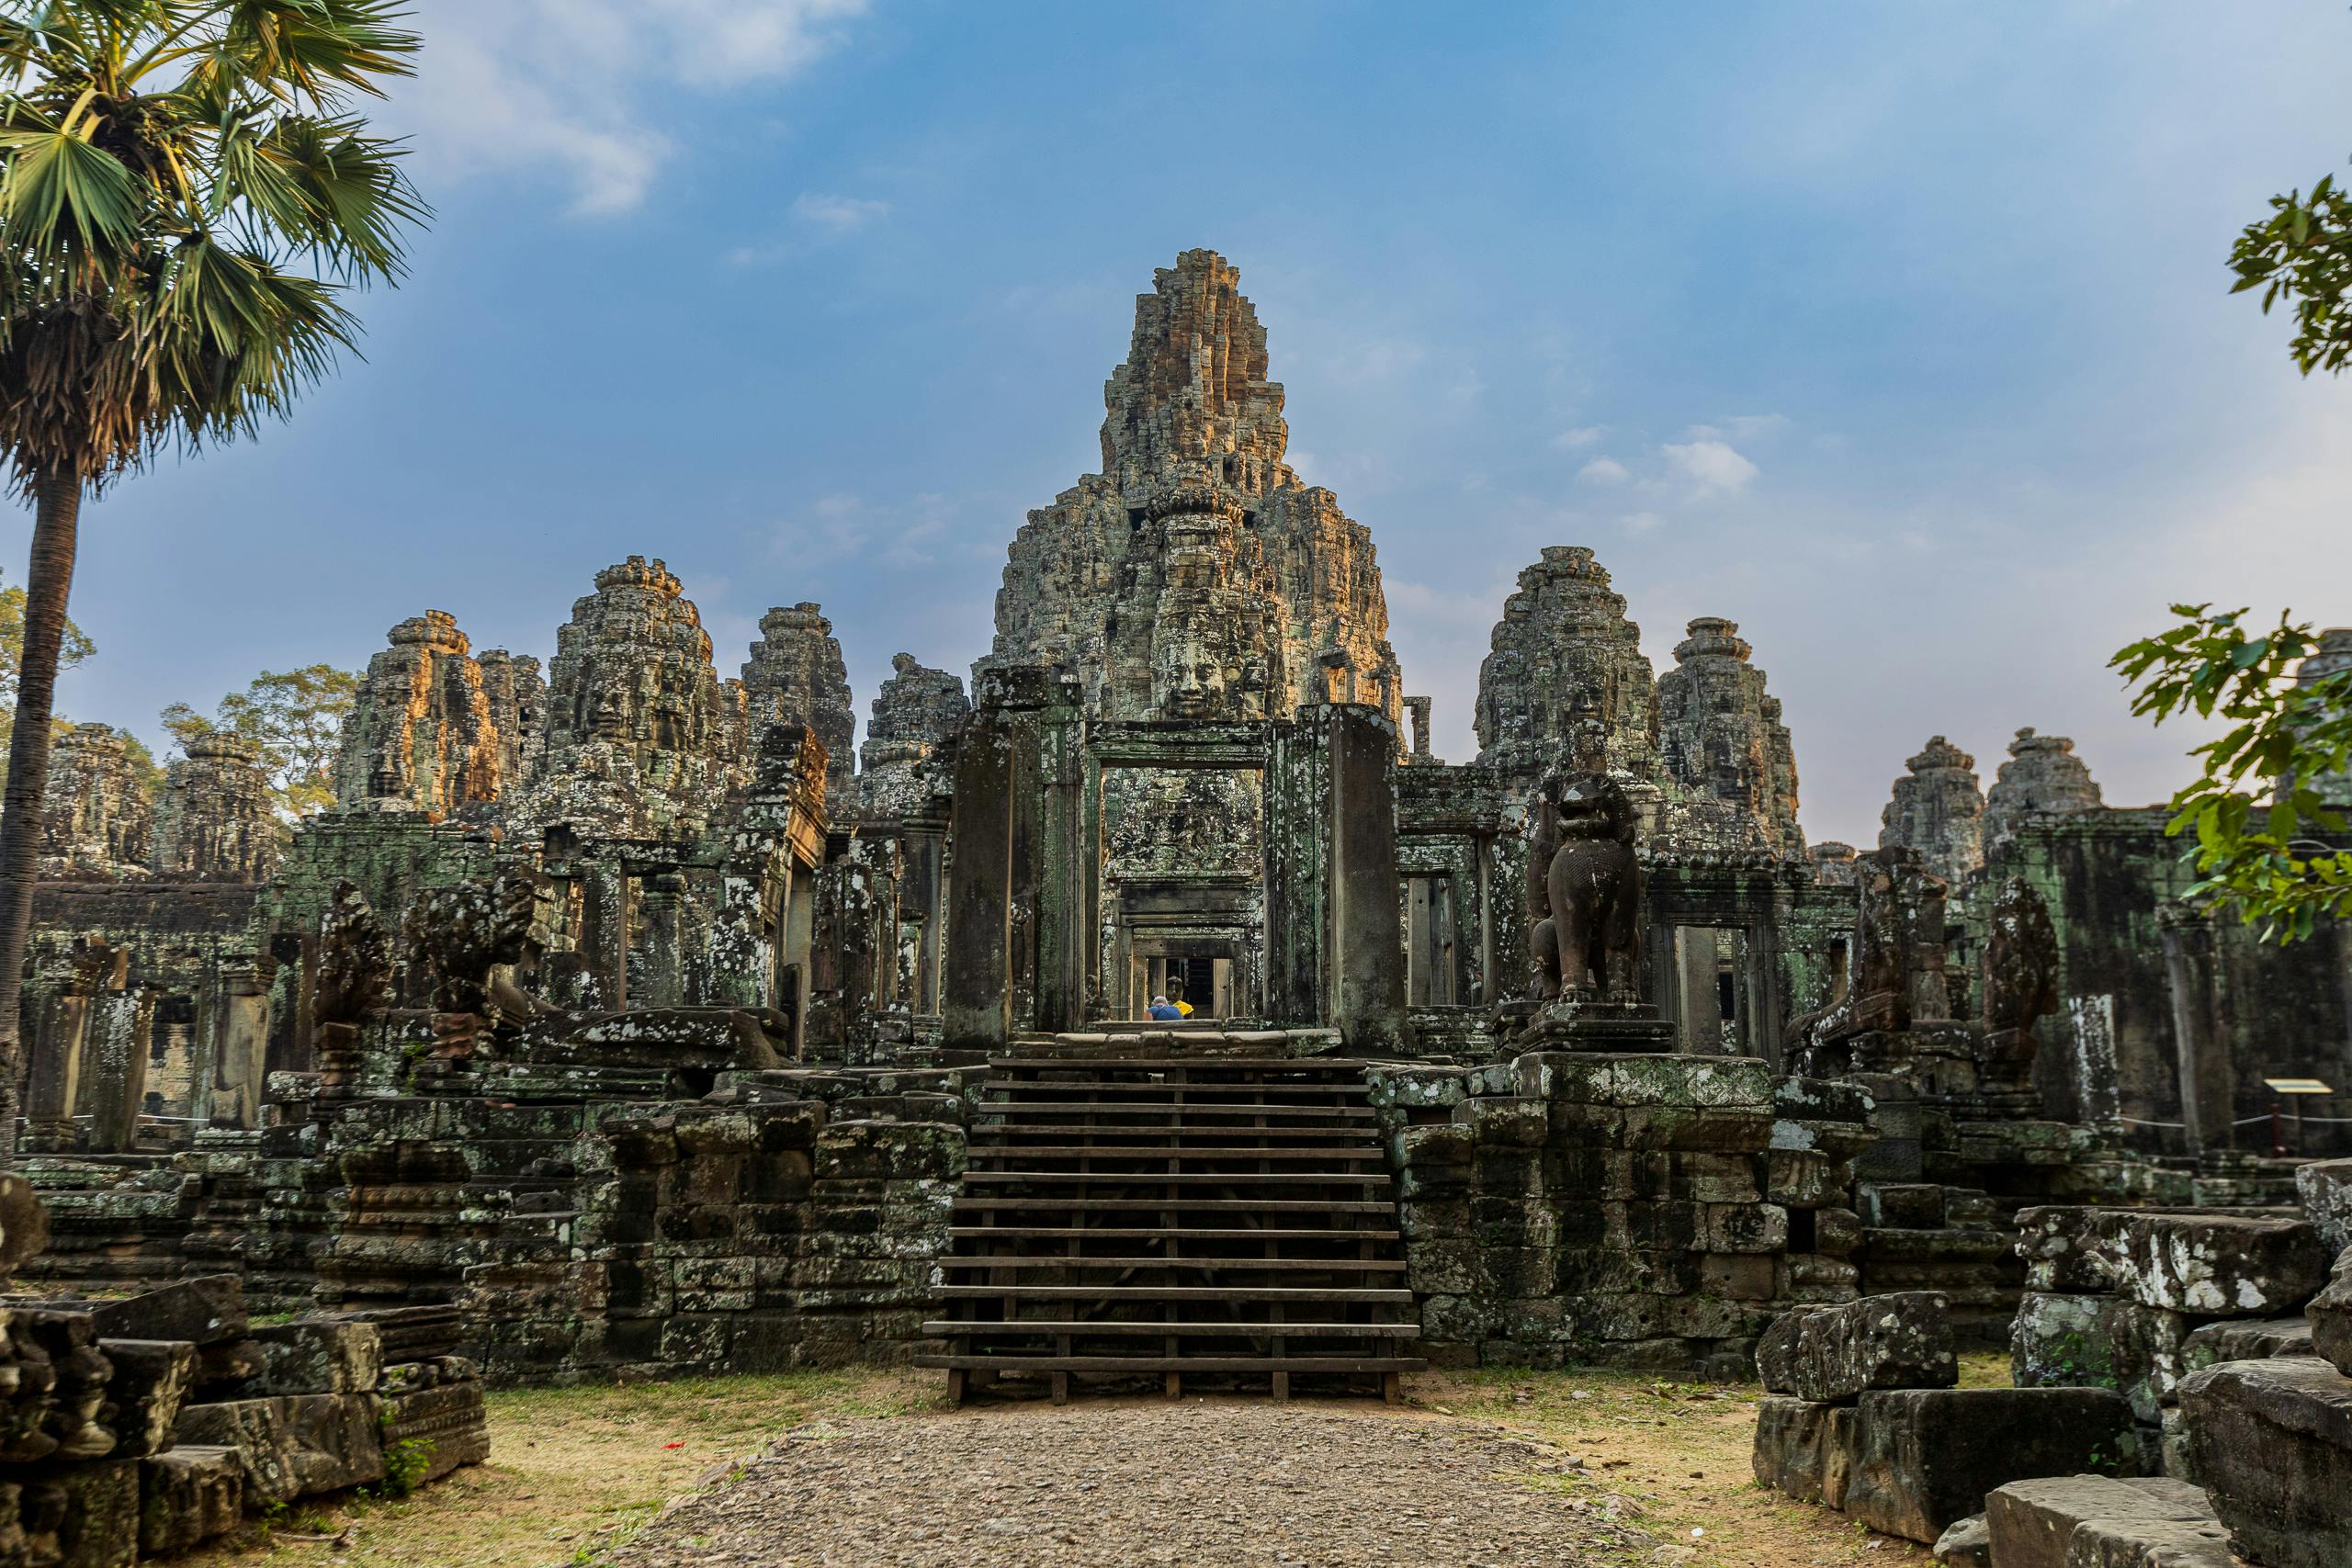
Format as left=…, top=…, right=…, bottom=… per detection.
left=2113, top=606, right=2352, bottom=942
left=2231, top=169, right=2352, bottom=376
left=0, top=565, right=93, bottom=780
left=0, top=1, right=424, bottom=1156
left=162, top=661, right=355, bottom=818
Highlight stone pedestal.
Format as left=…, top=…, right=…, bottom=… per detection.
left=1517, top=996, right=1676, bottom=1053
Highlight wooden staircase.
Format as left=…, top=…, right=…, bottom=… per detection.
left=917, top=1052, right=1425, bottom=1404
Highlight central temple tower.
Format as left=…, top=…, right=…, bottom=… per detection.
left=982, top=249, right=1405, bottom=729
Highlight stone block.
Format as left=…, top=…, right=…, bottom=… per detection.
left=1862, top=1182, right=1947, bottom=1228
left=2110, top=1303, right=2196, bottom=1423
left=87, top=1274, right=246, bottom=1346
left=2296, top=1156, right=2352, bottom=1255
left=140, top=1445, right=244, bottom=1555
left=99, top=1338, right=195, bottom=1457
left=2018, top=1206, right=2125, bottom=1293
left=1930, top=1513, right=1989, bottom=1567
left=2180, top=1314, right=2313, bottom=1372
left=1840, top=1387, right=2136, bottom=1545
left=1766, top=1148, right=1835, bottom=1207
left=1757, top=1292, right=1956, bottom=1402
left=2309, top=1247, right=2352, bottom=1377
left=1815, top=1206, right=1863, bottom=1257
left=2105, top=1212, right=2326, bottom=1317
left=381, top=1381, right=491, bottom=1484
left=175, top=1392, right=385, bottom=1503
left=2013, top=1292, right=2120, bottom=1389
left=1984, top=1474, right=2218, bottom=1568
left=2177, top=1355, right=2352, bottom=1568
left=1751, top=1395, right=1855, bottom=1508
left=13, top=1458, right=139, bottom=1568
left=250, top=1318, right=384, bottom=1395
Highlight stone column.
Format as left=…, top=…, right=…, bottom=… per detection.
left=943, top=666, right=1084, bottom=1043
left=1329, top=704, right=1408, bottom=1047
left=577, top=856, right=632, bottom=1010
left=208, top=953, right=273, bottom=1129
left=2159, top=903, right=2236, bottom=1156
left=633, top=873, right=684, bottom=1010
left=944, top=698, right=1017, bottom=1046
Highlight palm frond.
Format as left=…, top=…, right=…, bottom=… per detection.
left=216, top=0, right=417, bottom=105
left=0, top=122, right=141, bottom=258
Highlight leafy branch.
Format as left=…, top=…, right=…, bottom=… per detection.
left=2112, top=604, right=2352, bottom=942
left=2230, top=167, right=2352, bottom=377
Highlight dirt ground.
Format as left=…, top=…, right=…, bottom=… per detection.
left=180, top=1359, right=2000, bottom=1567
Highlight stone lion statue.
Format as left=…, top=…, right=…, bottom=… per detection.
left=1528, top=772, right=1643, bottom=1001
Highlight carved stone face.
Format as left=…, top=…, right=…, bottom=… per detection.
left=591, top=685, right=628, bottom=739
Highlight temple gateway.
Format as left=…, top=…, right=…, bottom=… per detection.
left=7, top=251, right=2352, bottom=1563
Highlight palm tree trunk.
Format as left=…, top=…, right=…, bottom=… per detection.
left=0, top=468, right=83, bottom=1166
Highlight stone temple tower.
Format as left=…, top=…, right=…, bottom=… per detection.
left=981, top=249, right=1405, bottom=730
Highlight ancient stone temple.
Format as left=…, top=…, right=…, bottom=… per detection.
left=519, top=555, right=750, bottom=838
left=1878, top=735, right=1984, bottom=886
left=152, top=738, right=277, bottom=884
left=742, top=602, right=855, bottom=795
left=37, top=724, right=153, bottom=878
left=332, top=611, right=503, bottom=817
left=473, top=647, right=547, bottom=801
left=152, top=734, right=277, bottom=882
left=8, top=249, right=2352, bottom=1509
left=982, top=249, right=1403, bottom=730
left=1656, top=617, right=1804, bottom=853
left=839, top=651, right=967, bottom=821
left=1474, top=547, right=1659, bottom=787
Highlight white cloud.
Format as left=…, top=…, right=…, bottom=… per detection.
left=1661, top=439, right=1760, bottom=494
left=769, top=491, right=959, bottom=571
left=1621, top=512, right=1664, bottom=534
left=397, top=0, right=866, bottom=216
left=1551, top=425, right=1608, bottom=451
left=793, top=193, right=892, bottom=232
left=1577, top=457, right=1632, bottom=485
left=1724, top=413, right=1792, bottom=442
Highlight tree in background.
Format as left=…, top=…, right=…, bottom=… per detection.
left=0, top=564, right=92, bottom=782
left=162, top=661, right=353, bottom=818
left=2110, top=152, right=2352, bottom=940
left=0, top=1, right=425, bottom=1160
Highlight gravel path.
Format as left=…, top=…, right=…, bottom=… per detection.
left=606, top=1400, right=1660, bottom=1568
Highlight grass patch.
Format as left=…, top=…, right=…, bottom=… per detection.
left=181, top=1367, right=938, bottom=1568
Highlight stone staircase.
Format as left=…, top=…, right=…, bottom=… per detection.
left=917, top=1049, right=1424, bottom=1404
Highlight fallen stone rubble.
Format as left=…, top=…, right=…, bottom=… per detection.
left=0, top=1277, right=484, bottom=1563
left=1753, top=1291, right=2135, bottom=1544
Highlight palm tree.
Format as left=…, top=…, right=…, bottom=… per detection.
left=0, top=1, right=426, bottom=1157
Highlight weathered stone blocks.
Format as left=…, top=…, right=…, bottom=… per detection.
left=2296, top=1156, right=2352, bottom=1255
left=2177, top=1356, right=2352, bottom=1568
left=139, top=1444, right=244, bottom=1555
left=249, top=1318, right=384, bottom=1395
left=175, top=1393, right=385, bottom=1503
left=2013, top=1292, right=2120, bottom=1390
left=88, top=1275, right=247, bottom=1347
left=1838, top=1387, right=2137, bottom=1544
left=1983, top=1474, right=2225, bottom=1568
left=1757, top=1292, right=1955, bottom=1402
left=2308, top=1247, right=2352, bottom=1377
left=2104, top=1213, right=2326, bottom=1317
left=98, top=1338, right=195, bottom=1457
left=1752, top=1395, right=1856, bottom=1507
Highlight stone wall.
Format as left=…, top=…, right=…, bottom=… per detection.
left=1367, top=1053, right=1872, bottom=1375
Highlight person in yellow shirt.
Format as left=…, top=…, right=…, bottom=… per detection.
left=1172, top=991, right=1195, bottom=1018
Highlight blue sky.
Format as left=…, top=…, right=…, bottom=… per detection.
left=13, top=0, right=2352, bottom=846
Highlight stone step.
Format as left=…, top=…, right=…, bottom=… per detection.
left=935, top=1285, right=1415, bottom=1303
